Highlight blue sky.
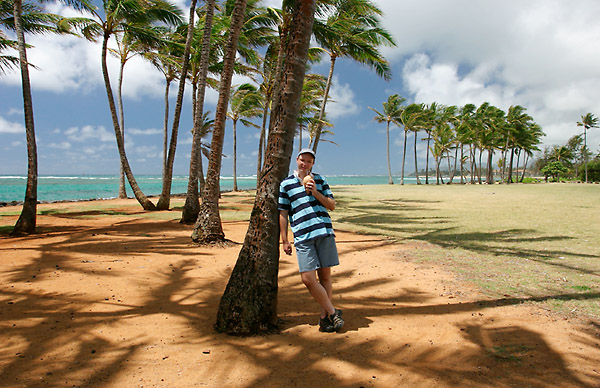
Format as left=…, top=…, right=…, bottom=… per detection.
left=2, top=0, right=600, bottom=177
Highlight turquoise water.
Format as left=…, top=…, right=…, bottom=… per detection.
left=0, top=175, right=418, bottom=203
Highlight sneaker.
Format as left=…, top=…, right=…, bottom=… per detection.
left=319, top=316, right=335, bottom=332
left=328, top=308, right=344, bottom=332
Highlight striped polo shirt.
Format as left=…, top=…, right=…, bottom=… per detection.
left=278, top=172, right=335, bottom=244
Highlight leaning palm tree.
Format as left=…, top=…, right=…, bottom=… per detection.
left=191, top=0, right=249, bottom=243
left=577, top=112, right=599, bottom=183
left=5, top=0, right=93, bottom=234
left=310, top=0, right=395, bottom=153
left=400, top=103, right=426, bottom=185
left=227, top=83, right=262, bottom=191
left=81, top=0, right=182, bottom=211
left=369, top=94, right=405, bottom=184
left=215, top=0, right=317, bottom=336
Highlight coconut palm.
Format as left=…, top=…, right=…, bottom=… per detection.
left=191, top=0, right=248, bottom=243
left=80, top=0, right=182, bottom=211
left=215, top=0, right=317, bottom=336
left=4, top=0, right=93, bottom=234
left=181, top=0, right=216, bottom=224
left=310, top=0, right=395, bottom=153
left=369, top=94, right=405, bottom=184
left=401, top=103, right=426, bottom=185
left=577, top=112, right=599, bottom=183
left=228, top=83, right=262, bottom=191
left=296, top=73, right=327, bottom=150
left=505, top=105, right=533, bottom=183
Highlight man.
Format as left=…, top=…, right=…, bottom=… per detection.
left=278, top=148, right=344, bottom=332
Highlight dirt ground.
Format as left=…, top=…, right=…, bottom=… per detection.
left=1, top=198, right=599, bottom=388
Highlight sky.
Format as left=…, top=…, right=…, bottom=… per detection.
left=2, top=0, right=600, bottom=177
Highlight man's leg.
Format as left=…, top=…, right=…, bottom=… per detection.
left=301, top=270, right=335, bottom=318
left=317, top=267, right=333, bottom=318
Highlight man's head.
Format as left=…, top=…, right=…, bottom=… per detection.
left=296, top=148, right=315, bottom=173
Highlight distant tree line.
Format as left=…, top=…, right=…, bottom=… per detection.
left=532, top=113, right=600, bottom=182
left=371, top=97, right=545, bottom=185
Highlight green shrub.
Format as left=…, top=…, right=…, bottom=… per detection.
left=578, top=160, right=600, bottom=182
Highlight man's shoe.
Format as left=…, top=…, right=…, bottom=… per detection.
left=328, top=308, right=344, bottom=332
left=319, top=316, right=335, bottom=332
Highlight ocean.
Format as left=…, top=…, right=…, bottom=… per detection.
left=0, top=175, right=419, bottom=203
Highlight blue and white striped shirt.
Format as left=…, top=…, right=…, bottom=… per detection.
left=278, top=172, right=335, bottom=244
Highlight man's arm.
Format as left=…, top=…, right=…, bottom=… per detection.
left=305, top=180, right=335, bottom=211
left=279, top=210, right=292, bottom=255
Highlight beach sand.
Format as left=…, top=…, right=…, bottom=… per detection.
left=1, top=196, right=599, bottom=387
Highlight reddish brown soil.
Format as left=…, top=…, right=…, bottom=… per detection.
left=0, top=198, right=599, bottom=387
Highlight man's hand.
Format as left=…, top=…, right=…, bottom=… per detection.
left=282, top=240, right=293, bottom=255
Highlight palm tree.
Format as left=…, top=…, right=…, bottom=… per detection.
left=181, top=0, right=216, bottom=224
left=81, top=0, right=182, bottom=211
left=577, top=113, right=599, bottom=183
left=369, top=94, right=405, bottom=184
left=400, top=103, right=426, bottom=185
left=310, top=0, right=395, bottom=153
left=5, top=0, right=92, bottom=234
left=191, top=0, right=248, bottom=243
left=296, top=73, right=327, bottom=150
left=505, top=105, right=533, bottom=183
left=156, top=0, right=202, bottom=210
left=227, top=83, right=262, bottom=191
left=215, top=0, right=317, bottom=336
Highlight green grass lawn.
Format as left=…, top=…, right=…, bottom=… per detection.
left=331, top=183, right=600, bottom=318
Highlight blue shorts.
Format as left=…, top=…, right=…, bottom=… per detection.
left=294, top=235, right=339, bottom=273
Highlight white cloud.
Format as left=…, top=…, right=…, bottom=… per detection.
left=65, top=125, right=114, bottom=142
left=129, top=128, right=162, bottom=135
left=0, top=116, right=25, bottom=133
left=48, top=142, right=72, bottom=150
left=326, top=76, right=359, bottom=119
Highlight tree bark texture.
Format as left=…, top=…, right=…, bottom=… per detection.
left=101, top=32, right=156, bottom=210
left=192, top=0, right=248, bottom=243
left=157, top=0, right=198, bottom=210
left=12, top=0, right=38, bottom=235
left=214, top=0, right=317, bottom=336
left=181, top=0, right=215, bottom=224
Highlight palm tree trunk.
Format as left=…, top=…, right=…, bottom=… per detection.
left=486, top=149, right=494, bottom=184
left=182, top=0, right=215, bottom=224
left=521, top=153, right=530, bottom=182
left=157, top=0, right=199, bottom=210
left=233, top=120, right=238, bottom=191
left=310, top=54, right=336, bottom=154
left=584, top=128, right=588, bottom=183
left=192, top=0, right=247, bottom=243
left=101, top=32, right=155, bottom=211
left=446, top=150, right=453, bottom=184
left=386, top=121, right=393, bottom=184
left=413, top=131, right=421, bottom=184
left=117, top=59, right=127, bottom=199
left=11, top=0, right=37, bottom=235
left=400, top=129, right=407, bottom=185
left=425, top=132, right=431, bottom=184
left=162, top=79, right=170, bottom=194
left=257, top=94, right=270, bottom=185
left=478, top=147, right=483, bottom=184
left=507, top=148, right=515, bottom=184
left=215, top=0, right=316, bottom=335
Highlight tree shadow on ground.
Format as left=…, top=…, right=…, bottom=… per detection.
left=1, top=215, right=599, bottom=387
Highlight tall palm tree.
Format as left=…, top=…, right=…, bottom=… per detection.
left=310, top=0, right=395, bottom=153
left=295, top=73, right=327, bottom=150
left=81, top=0, right=182, bottom=211
left=215, top=0, right=317, bottom=336
left=505, top=105, right=533, bottom=183
left=577, top=112, right=599, bottom=183
left=5, top=0, right=92, bottom=234
left=156, top=0, right=201, bottom=210
left=181, top=0, right=216, bottom=224
left=400, top=103, right=426, bottom=185
left=227, top=83, right=262, bottom=191
left=369, top=93, right=405, bottom=184
left=111, top=24, right=171, bottom=198
left=191, top=0, right=248, bottom=243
